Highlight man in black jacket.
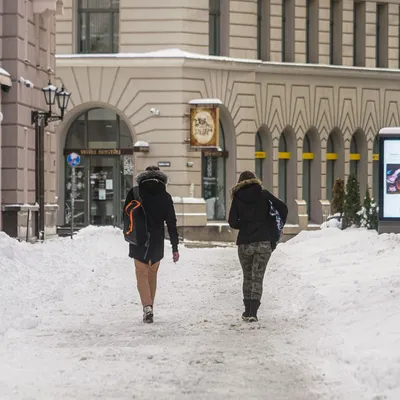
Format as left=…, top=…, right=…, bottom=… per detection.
left=228, top=171, right=288, bottom=322
left=124, top=166, right=179, bottom=323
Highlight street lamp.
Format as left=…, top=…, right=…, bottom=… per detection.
left=31, top=80, right=71, bottom=241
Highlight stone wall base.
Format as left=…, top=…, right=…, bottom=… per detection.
left=1, top=204, right=59, bottom=241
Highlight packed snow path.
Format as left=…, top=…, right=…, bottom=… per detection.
left=1, top=227, right=400, bottom=399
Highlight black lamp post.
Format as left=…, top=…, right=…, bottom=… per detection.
left=31, top=80, right=71, bottom=241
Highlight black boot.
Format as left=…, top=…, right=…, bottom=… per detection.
left=242, top=299, right=251, bottom=321
left=249, top=300, right=261, bottom=322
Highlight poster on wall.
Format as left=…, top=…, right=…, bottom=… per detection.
left=190, top=107, right=219, bottom=149
left=382, top=139, right=400, bottom=218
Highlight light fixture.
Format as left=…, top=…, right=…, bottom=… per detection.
left=42, top=80, right=58, bottom=106
left=56, top=86, right=71, bottom=116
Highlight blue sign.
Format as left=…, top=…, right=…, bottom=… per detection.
left=67, top=152, right=81, bottom=167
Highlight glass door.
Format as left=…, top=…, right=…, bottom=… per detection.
left=89, top=156, right=118, bottom=225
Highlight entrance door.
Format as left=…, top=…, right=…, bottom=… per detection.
left=89, top=157, right=118, bottom=226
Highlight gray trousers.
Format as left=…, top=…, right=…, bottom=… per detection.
left=238, top=241, right=272, bottom=301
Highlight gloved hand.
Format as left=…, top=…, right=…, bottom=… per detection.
left=173, top=252, right=180, bottom=263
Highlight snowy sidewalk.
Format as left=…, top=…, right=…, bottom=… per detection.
left=1, top=226, right=400, bottom=399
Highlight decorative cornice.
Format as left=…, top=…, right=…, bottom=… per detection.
left=55, top=48, right=400, bottom=81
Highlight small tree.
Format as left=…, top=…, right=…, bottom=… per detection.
left=357, top=189, right=379, bottom=231
left=331, top=178, right=345, bottom=216
left=343, top=174, right=361, bottom=229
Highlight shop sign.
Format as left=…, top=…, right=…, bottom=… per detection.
left=203, top=150, right=229, bottom=158
left=63, top=148, right=133, bottom=156
left=190, top=107, right=219, bottom=148
left=255, top=151, right=266, bottom=159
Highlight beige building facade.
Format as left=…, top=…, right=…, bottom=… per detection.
left=0, top=0, right=63, bottom=239
left=50, top=0, right=400, bottom=239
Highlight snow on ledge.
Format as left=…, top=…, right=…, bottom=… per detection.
left=56, top=48, right=400, bottom=75
left=188, top=98, right=223, bottom=105
left=172, top=197, right=206, bottom=204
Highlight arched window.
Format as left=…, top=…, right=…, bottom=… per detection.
left=326, top=134, right=336, bottom=201
left=202, top=121, right=226, bottom=221
left=278, top=133, right=288, bottom=203
left=255, top=131, right=263, bottom=180
left=64, top=107, right=134, bottom=227
left=78, top=0, right=120, bottom=54
left=350, top=135, right=359, bottom=177
left=302, top=134, right=312, bottom=218
left=373, top=136, right=379, bottom=203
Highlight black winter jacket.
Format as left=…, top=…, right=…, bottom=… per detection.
left=123, top=169, right=179, bottom=264
left=228, top=178, right=288, bottom=248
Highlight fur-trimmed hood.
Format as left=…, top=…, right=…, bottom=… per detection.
left=230, top=178, right=263, bottom=199
left=136, top=170, right=168, bottom=186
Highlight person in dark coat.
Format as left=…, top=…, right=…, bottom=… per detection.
left=228, top=171, right=288, bottom=322
left=123, top=166, right=179, bottom=323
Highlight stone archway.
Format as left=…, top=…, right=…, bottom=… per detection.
left=56, top=103, right=135, bottom=227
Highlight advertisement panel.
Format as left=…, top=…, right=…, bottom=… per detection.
left=381, top=137, right=400, bottom=219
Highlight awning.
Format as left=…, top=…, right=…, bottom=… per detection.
left=0, top=68, right=12, bottom=88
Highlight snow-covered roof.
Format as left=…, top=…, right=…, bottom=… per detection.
left=0, top=67, right=12, bottom=87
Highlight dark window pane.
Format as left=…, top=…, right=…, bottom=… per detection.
left=87, top=0, right=113, bottom=8
left=120, top=118, right=133, bottom=148
left=88, top=13, right=112, bottom=53
left=113, top=12, right=119, bottom=52
left=66, top=114, right=85, bottom=148
left=327, top=135, right=334, bottom=152
left=79, top=12, right=87, bottom=53
left=87, top=108, right=118, bottom=148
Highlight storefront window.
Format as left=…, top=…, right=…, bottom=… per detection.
left=326, top=134, right=335, bottom=201
left=255, top=131, right=263, bottom=180
left=278, top=133, right=288, bottom=203
left=64, top=107, right=133, bottom=227
left=202, top=121, right=226, bottom=220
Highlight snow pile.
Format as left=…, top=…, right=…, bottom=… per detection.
left=320, top=213, right=342, bottom=229
left=272, top=228, right=400, bottom=399
left=1, top=226, right=400, bottom=399
left=0, top=227, right=124, bottom=337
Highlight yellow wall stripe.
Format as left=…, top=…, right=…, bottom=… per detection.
left=349, top=153, right=361, bottom=161
left=278, top=152, right=291, bottom=159
left=302, top=152, right=314, bottom=160
left=372, top=153, right=379, bottom=161
left=326, top=153, right=338, bottom=160
left=255, top=151, right=266, bottom=159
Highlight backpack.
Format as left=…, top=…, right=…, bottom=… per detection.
left=269, top=200, right=284, bottom=242
left=123, top=187, right=150, bottom=248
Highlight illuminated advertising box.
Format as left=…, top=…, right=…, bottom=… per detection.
left=379, top=127, right=400, bottom=233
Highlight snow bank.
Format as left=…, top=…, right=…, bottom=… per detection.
left=0, top=226, right=124, bottom=337
left=2, top=226, right=400, bottom=399
left=273, top=228, right=400, bottom=399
